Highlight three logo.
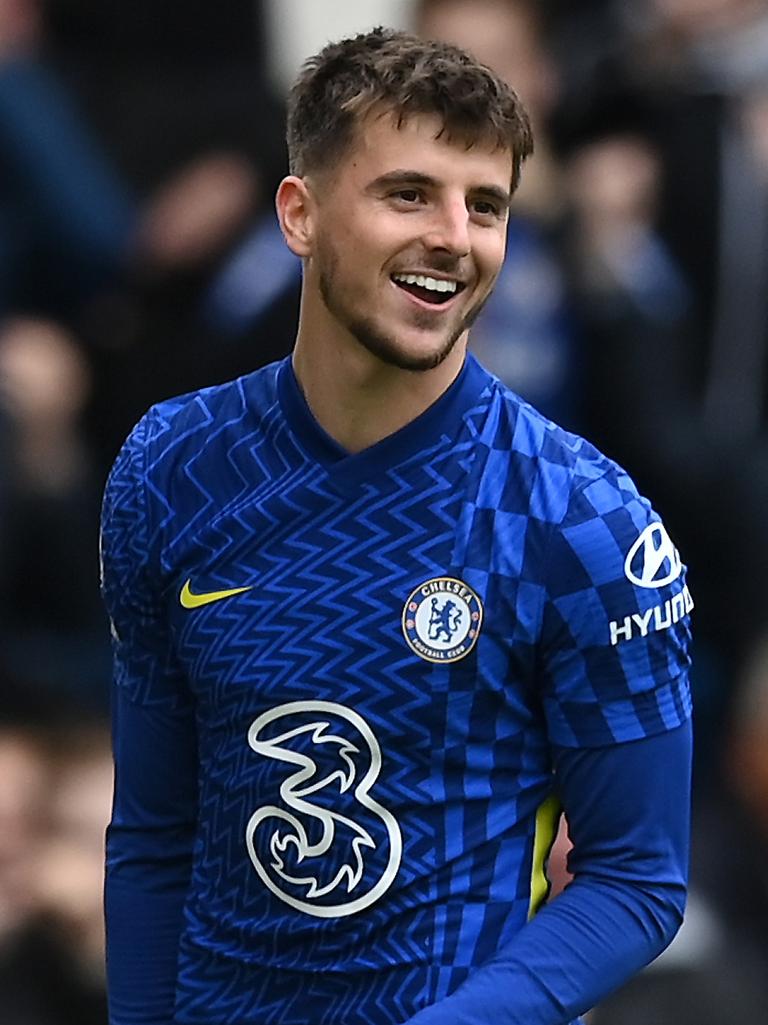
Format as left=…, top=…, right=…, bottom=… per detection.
left=245, top=701, right=402, bottom=918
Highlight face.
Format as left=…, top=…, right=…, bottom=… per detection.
left=301, top=112, right=513, bottom=372
left=418, top=0, right=558, bottom=124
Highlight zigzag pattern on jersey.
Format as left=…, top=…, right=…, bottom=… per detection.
left=102, top=406, right=195, bottom=711
left=176, top=944, right=435, bottom=1025
left=154, top=377, right=485, bottom=1022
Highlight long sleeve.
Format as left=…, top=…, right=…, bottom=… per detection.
left=404, top=719, right=692, bottom=1025
left=106, top=691, right=198, bottom=1024
left=101, top=412, right=198, bottom=1025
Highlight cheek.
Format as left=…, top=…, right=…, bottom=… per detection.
left=475, top=234, right=507, bottom=287
left=321, top=219, right=385, bottom=273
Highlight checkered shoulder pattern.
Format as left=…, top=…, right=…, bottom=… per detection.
left=467, top=384, right=692, bottom=748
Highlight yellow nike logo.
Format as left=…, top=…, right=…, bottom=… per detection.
left=179, top=579, right=252, bottom=609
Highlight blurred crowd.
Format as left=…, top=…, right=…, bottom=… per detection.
left=2, top=0, right=768, bottom=1021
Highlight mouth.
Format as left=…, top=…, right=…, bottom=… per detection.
left=390, top=272, right=466, bottom=307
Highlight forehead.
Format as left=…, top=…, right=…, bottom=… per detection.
left=341, top=110, right=514, bottom=189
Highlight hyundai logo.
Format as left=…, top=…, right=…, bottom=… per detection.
left=624, top=523, right=682, bottom=589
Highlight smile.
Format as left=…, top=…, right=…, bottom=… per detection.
left=391, top=273, right=465, bottom=306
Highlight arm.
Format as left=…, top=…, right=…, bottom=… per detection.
left=101, top=414, right=197, bottom=1025
left=408, top=465, right=693, bottom=1025
left=405, top=719, right=692, bottom=1025
left=106, top=691, right=197, bottom=1025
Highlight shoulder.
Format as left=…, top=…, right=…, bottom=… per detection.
left=477, top=372, right=640, bottom=528
left=144, top=359, right=283, bottom=447
left=102, top=360, right=286, bottom=559
left=113, top=359, right=285, bottom=475
left=479, top=386, right=694, bottom=746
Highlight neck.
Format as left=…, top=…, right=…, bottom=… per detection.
left=291, top=309, right=468, bottom=454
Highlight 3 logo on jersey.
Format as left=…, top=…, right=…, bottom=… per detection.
left=244, top=577, right=483, bottom=915
left=245, top=701, right=402, bottom=918
left=402, top=576, right=483, bottom=663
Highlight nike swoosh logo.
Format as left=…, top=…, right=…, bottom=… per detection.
left=179, top=579, right=252, bottom=609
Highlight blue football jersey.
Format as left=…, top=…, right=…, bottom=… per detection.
left=101, top=354, right=692, bottom=1025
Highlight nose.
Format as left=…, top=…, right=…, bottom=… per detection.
left=423, top=197, right=471, bottom=258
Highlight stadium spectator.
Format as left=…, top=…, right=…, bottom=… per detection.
left=0, top=720, right=111, bottom=1025
left=0, top=0, right=134, bottom=317
left=0, top=722, right=53, bottom=1025
left=0, top=317, right=110, bottom=711
left=34, top=724, right=112, bottom=1025
left=2, top=0, right=279, bottom=469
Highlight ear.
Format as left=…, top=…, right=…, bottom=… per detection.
left=275, top=175, right=315, bottom=257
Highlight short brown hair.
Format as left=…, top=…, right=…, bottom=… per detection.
left=286, top=27, right=533, bottom=188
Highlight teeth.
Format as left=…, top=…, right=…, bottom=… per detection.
left=393, top=273, right=458, bottom=294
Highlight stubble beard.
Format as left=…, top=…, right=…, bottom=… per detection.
left=316, top=242, right=491, bottom=373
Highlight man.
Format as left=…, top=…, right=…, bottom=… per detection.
left=101, top=28, right=693, bottom=1025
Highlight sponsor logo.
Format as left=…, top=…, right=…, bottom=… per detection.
left=624, top=523, right=682, bottom=589
left=609, top=585, right=694, bottom=646
left=402, top=577, right=483, bottom=663
left=179, top=578, right=252, bottom=609
left=245, top=701, right=402, bottom=918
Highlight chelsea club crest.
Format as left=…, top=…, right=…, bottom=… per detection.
left=402, top=577, right=483, bottom=663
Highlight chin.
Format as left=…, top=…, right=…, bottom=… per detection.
left=352, top=319, right=465, bottom=373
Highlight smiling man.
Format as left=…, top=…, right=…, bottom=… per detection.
left=101, top=27, right=693, bottom=1025
left=286, top=112, right=510, bottom=369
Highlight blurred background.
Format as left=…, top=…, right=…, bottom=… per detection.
left=2, top=1, right=767, bottom=1021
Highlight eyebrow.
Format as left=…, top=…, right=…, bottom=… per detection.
left=366, top=170, right=512, bottom=209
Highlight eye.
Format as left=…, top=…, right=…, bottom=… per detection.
left=391, top=188, right=423, bottom=205
left=471, top=198, right=503, bottom=219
